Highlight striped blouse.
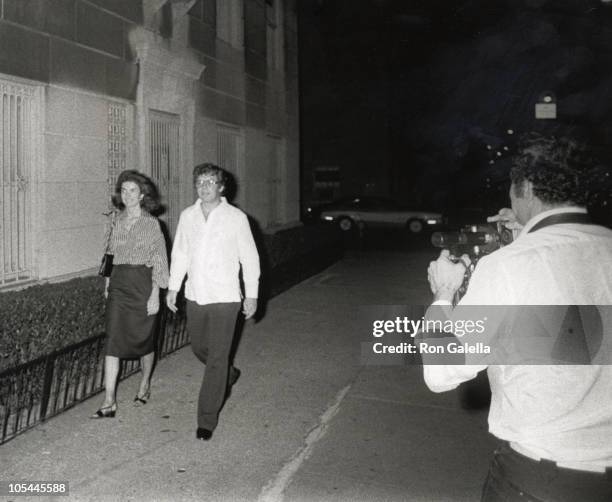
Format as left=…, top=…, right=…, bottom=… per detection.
left=104, top=211, right=169, bottom=288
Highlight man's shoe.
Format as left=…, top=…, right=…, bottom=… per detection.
left=196, top=427, right=213, bottom=441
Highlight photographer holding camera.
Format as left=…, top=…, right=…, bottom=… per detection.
left=424, top=133, right=612, bottom=501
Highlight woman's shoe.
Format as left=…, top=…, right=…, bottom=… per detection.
left=91, top=403, right=116, bottom=419
left=133, top=389, right=151, bottom=407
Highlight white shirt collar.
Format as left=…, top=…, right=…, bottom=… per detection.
left=520, top=206, right=587, bottom=235
left=195, top=196, right=228, bottom=211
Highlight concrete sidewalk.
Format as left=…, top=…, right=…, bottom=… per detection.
left=2, top=251, right=498, bottom=502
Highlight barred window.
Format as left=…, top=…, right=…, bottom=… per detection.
left=149, top=110, right=181, bottom=235
left=266, top=0, right=284, bottom=70
left=216, top=124, right=245, bottom=205
left=267, top=135, right=285, bottom=226
left=107, top=103, right=127, bottom=204
left=188, top=0, right=216, bottom=27
left=0, top=79, right=36, bottom=287
left=217, top=0, right=244, bottom=48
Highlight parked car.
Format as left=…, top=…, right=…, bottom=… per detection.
left=316, top=196, right=444, bottom=233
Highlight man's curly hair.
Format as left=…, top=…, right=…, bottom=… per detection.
left=510, top=133, right=597, bottom=206
left=192, top=162, right=228, bottom=194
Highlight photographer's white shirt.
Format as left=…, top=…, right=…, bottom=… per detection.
left=423, top=207, right=612, bottom=471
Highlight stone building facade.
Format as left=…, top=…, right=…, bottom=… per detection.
left=0, top=0, right=299, bottom=288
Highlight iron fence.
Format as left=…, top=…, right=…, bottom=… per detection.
left=0, top=230, right=342, bottom=445
left=0, top=308, right=187, bottom=444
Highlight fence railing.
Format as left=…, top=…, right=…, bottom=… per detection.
left=0, top=308, right=187, bottom=445
left=0, top=231, right=343, bottom=445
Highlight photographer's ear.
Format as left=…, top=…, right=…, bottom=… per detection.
left=523, top=180, right=535, bottom=202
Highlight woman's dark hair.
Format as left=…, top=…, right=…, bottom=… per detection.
left=111, top=170, right=162, bottom=213
left=510, top=133, right=598, bottom=206
left=192, top=163, right=228, bottom=194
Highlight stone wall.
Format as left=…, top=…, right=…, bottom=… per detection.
left=0, top=0, right=300, bottom=287
left=0, top=0, right=140, bottom=100
left=190, top=0, right=300, bottom=228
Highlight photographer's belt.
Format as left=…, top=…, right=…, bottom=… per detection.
left=528, top=212, right=592, bottom=233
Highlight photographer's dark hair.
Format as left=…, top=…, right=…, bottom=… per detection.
left=510, top=133, right=598, bottom=206
left=112, top=170, right=162, bottom=213
left=193, top=162, right=228, bottom=194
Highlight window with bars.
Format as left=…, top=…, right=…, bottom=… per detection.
left=217, top=0, right=244, bottom=48
left=188, top=0, right=216, bottom=27
left=107, top=103, right=127, bottom=203
left=266, top=0, right=283, bottom=70
left=149, top=110, right=181, bottom=235
left=216, top=124, right=244, bottom=204
left=0, top=80, right=36, bottom=287
left=267, top=136, right=285, bottom=226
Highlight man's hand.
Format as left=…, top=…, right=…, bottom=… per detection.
left=487, top=207, right=523, bottom=231
left=427, top=250, right=470, bottom=303
left=166, top=290, right=178, bottom=313
left=242, top=297, right=257, bottom=319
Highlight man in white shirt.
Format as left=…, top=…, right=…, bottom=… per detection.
left=424, top=133, right=612, bottom=501
left=167, top=163, right=260, bottom=441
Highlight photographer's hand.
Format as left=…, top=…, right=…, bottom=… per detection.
left=487, top=207, right=523, bottom=231
left=427, top=250, right=470, bottom=303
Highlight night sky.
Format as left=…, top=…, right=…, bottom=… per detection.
left=299, top=0, right=612, bottom=219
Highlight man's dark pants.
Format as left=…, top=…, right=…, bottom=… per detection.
left=481, top=443, right=612, bottom=502
left=186, top=300, right=241, bottom=431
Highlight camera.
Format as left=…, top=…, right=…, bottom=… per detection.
left=431, top=223, right=513, bottom=260
left=431, top=223, right=514, bottom=303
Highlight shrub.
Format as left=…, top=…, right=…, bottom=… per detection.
left=0, top=224, right=342, bottom=371
left=0, top=277, right=106, bottom=371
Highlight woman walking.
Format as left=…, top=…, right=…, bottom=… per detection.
left=92, top=170, right=169, bottom=418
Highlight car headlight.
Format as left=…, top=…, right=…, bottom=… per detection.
left=323, top=215, right=334, bottom=221
left=427, top=218, right=441, bottom=225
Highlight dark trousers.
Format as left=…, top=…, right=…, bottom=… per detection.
left=481, top=443, right=612, bottom=502
left=186, top=301, right=241, bottom=431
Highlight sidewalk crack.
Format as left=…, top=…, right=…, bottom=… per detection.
left=256, top=384, right=352, bottom=502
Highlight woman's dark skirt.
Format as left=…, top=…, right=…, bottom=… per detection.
left=105, top=264, right=156, bottom=358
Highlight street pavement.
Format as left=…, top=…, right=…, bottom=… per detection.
left=1, top=249, right=499, bottom=502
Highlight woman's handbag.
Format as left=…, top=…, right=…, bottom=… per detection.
left=99, top=253, right=114, bottom=277
left=98, top=212, right=116, bottom=277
